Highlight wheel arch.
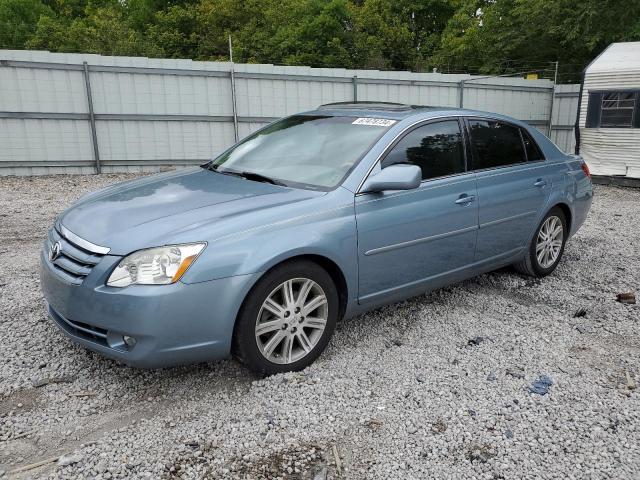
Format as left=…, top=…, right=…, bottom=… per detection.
left=234, top=253, right=350, bottom=332
left=297, top=254, right=349, bottom=321
left=553, top=202, right=572, bottom=233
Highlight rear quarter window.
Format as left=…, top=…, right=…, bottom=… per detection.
left=521, top=128, right=545, bottom=161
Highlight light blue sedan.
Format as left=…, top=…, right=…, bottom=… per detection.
left=41, top=102, right=593, bottom=374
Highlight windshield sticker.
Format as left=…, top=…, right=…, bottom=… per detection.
left=352, top=118, right=397, bottom=127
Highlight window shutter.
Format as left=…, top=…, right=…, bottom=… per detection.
left=634, top=91, right=640, bottom=128
left=585, top=92, right=602, bottom=128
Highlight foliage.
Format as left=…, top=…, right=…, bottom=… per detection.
left=27, top=3, right=157, bottom=56
left=433, top=0, right=640, bottom=80
left=1, top=0, right=639, bottom=81
left=0, top=0, right=52, bottom=48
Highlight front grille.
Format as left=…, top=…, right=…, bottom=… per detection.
left=45, top=227, right=105, bottom=285
left=48, top=305, right=109, bottom=347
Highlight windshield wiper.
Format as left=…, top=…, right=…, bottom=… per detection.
left=238, top=171, right=287, bottom=186
left=205, top=164, right=243, bottom=178
left=204, top=163, right=226, bottom=173
left=205, top=164, right=287, bottom=186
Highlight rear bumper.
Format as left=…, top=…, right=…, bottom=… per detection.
left=569, top=178, right=593, bottom=237
left=40, top=249, right=260, bottom=368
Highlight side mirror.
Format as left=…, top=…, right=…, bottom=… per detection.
left=360, top=164, right=422, bottom=193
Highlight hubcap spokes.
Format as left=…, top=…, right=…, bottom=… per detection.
left=255, top=278, right=328, bottom=364
left=536, top=216, right=563, bottom=269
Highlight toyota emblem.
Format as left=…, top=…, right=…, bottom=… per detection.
left=49, top=241, right=62, bottom=262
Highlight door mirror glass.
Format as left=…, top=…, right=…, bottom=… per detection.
left=361, top=164, right=422, bottom=193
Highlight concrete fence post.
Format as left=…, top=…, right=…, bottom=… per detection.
left=458, top=80, right=465, bottom=108
left=229, top=67, right=239, bottom=142
left=353, top=75, right=358, bottom=102
left=228, top=35, right=239, bottom=142
left=548, top=60, right=559, bottom=137
left=82, top=61, right=101, bottom=174
left=548, top=86, right=556, bottom=137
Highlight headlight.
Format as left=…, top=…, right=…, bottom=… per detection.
left=107, top=243, right=206, bottom=287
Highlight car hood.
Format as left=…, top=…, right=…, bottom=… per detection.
left=59, top=167, right=324, bottom=255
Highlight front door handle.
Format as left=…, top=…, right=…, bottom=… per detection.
left=534, top=179, right=548, bottom=187
left=455, top=194, right=476, bottom=205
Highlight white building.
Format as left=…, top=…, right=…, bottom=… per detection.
left=578, top=42, right=640, bottom=179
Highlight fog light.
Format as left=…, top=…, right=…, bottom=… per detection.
left=123, top=335, right=137, bottom=348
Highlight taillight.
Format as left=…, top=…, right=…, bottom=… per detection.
left=581, top=160, right=591, bottom=179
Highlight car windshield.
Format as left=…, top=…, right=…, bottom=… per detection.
left=207, top=115, right=395, bottom=189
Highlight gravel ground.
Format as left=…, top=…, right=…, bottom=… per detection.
left=0, top=174, right=639, bottom=480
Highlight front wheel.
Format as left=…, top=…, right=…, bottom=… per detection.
left=514, top=207, right=567, bottom=277
left=232, top=260, right=339, bottom=375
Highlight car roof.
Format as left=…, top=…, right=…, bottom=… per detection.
left=304, top=101, right=527, bottom=125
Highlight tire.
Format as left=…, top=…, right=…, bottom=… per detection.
left=232, top=260, right=339, bottom=375
left=514, top=206, right=567, bottom=277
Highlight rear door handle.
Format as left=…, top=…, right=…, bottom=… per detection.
left=455, top=194, right=476, bottom=205
left=534, top=179, right=547, bottom=187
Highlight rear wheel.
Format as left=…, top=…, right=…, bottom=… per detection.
left=514, top=206, right=567, bottom=277
left=232, top=260, right=338, bottom=375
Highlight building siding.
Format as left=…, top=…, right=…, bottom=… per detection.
left=579, top=72, right=640, bottom=177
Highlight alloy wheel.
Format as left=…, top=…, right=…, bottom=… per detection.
left=536, top=215, right=564, bottom=269
left=255, top=278, right=328, bottom=364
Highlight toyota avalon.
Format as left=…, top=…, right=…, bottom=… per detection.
left=40, top=102, right=593, bottom=374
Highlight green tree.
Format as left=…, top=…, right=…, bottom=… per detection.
left=0, top=0, right=52, bottom=49
left=28, top=3, right=158, bottom=56
left=435, top=0, right=640, bottom=80
left=235, top=0, right=355, bottom=67
left=2, top=0, right=640, bottom=80
left=195, top=0, right=257, bottom=60
left=145, top=4, right=199, bottom=58
left=125, top=0, right=198, bottom=31
left=352, top=0, right=454, bottom=70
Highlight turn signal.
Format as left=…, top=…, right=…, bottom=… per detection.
left=171, top=255, right=197, bottom=283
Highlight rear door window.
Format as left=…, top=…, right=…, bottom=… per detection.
left=381, top=120, right=465, bottom=180
left=467, top=120, right=527, bottom=170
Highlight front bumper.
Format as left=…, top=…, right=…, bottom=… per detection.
left=40, top=249, right=260, bottom=368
